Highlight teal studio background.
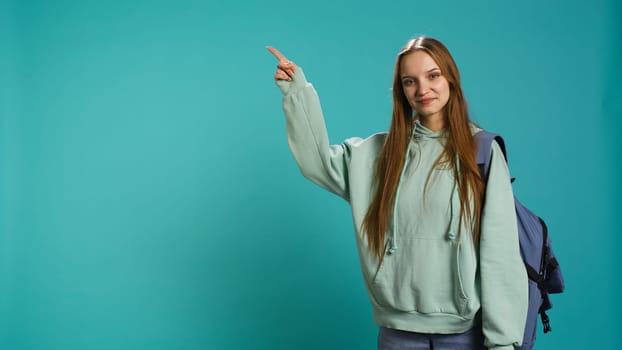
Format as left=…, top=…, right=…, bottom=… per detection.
left=1, top=0, right=620, bottom=349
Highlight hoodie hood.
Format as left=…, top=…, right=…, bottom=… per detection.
left=413, top=120, right=444, bottom=140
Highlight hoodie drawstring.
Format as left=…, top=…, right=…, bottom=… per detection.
left=447, top=180, right=460, bottom=240
left=388, top=123, right=418, bottom=254
left=389, top=144, right=411, bottom=254
left=448, top=153, right=462, bottom=241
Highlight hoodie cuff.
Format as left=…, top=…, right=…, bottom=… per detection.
left=275, top=68, right=309, bottom=95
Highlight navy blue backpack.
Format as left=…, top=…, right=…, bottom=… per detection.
left=476, top=131, right=565, bottom=350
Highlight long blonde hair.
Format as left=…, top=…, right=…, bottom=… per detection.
left=361, top=36, right=485, bottom=260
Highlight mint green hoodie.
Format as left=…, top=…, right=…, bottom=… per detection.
left=277, top=69, right=528, bottom=350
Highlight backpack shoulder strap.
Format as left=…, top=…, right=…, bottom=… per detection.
left=475, top=130, right=508, bottom=180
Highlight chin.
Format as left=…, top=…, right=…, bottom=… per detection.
left=415, top=109, right=438, bottom=118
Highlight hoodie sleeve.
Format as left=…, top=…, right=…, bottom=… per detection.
left=276, top=68, right=352, bottom=201
left=479, top=141, right=529, bottom=350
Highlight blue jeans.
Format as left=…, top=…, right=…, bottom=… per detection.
left=378, top=326, right=486, bottom=350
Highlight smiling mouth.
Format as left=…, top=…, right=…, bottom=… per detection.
left=417, top=98, right=435, bottom=105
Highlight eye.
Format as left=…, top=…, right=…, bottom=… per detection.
left=429, top=72, right=441, bottom=80
left=402, top=78, right=414, bottom=86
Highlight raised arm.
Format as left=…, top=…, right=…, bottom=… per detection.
left=267, top=46, right=353, bottom=200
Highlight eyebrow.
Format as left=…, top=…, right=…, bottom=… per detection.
left=401, top=68, right=441, bottom=79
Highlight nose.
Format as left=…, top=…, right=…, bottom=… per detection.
left=416, top=80, right=430, bottom=97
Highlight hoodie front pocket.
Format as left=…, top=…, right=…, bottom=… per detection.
left=369, top=238, right=472, bottom=316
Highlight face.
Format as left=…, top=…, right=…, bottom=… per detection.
left=400, top=50, right=450, bottom=122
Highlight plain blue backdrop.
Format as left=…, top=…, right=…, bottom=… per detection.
left=1, top=0, right=620, bottom=349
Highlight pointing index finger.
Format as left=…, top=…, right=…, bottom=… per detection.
left=266, top=46, right=288, bottom=63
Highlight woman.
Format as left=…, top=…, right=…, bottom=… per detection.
left=268, top=36, right=528, bottom=350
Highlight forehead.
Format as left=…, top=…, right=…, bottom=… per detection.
left=400, top=50, right=440, bottom=76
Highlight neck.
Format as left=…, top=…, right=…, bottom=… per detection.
left=419, top=114, right=445, bottom=131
